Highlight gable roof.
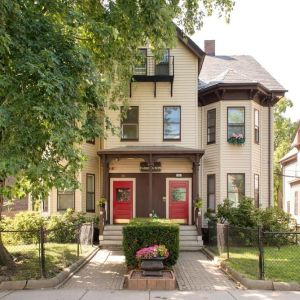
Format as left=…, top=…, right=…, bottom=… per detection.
left=199, top=55, right=287, bottom=93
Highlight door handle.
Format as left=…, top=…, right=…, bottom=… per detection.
left=162, top=196, right=166, bottom=202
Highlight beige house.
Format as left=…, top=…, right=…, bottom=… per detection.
left=43, top=30, right=286, bottom=229
left=281, top=124, right=300, bottom=224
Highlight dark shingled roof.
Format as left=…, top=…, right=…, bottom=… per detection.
left=98, top=145, right=204, bottom=155
left=199, top=55, right=286, bottom=92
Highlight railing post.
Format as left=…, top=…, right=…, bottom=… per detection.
left=40, top=226, right=46, bottom=278
left=226, top=224, right=230, bottom=259
left=258, top=226, right=265, bottom=280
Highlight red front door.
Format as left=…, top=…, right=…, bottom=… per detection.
left=169, top=180, right=189, bottom=224
left=113, top=180, right=133, bottom=223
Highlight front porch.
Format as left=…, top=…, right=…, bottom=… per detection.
left=98, top=146, right=204, bottom=225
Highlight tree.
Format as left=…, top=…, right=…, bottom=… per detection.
left=0, top=0, right=235, bottom=267
left=273, top=97, right=297, bottom=207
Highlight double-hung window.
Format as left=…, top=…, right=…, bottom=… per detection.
left=227, top=173, right=245, bottom=205
left=227, top=107, right=245, bottom=140
left=207, top=175, right=216, bottom=212
left=207, top=109, right=216, bottom=144
left=163, top=106, right=181, bottom=140
left=121, top=106, right=139, bottom=140
left=254, top=109, right=259, bottom=144
left=134, top=49, right=147, bottom=75
left=86, top=174, right=95, bottom=212
left=57, top=190, right=75, bottom=211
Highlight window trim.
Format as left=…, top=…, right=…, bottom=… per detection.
left=227, top=107, right=246, bottom=140
left=254, top=109, right=260, bottom=144
left=207, top=174, right=216, bottom=212
left=86, top=139, right=95, bottom=145
left=86, top=173, right=95, bottom=212
left=227, top=173, right=245, bottom=203
left=57, top=190, right=75, bottom=211
left=254, top=174, right=259, bottom=208
left=120, top=106, right=139, bottom=141
left=163, top=105, right=181, bottom=141
left=207, top=108, right=216, bottom=145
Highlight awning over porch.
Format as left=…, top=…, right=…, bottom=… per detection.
left=97, top=146, right=205, bottom=224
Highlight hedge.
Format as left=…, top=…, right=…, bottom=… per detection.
left=123, top=218, right=179, bottom=268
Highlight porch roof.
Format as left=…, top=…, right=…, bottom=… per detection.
left=97, top=146, right=205, bottom=156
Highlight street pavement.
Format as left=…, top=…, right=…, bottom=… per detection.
left=1, top=289, right=300, bottom=300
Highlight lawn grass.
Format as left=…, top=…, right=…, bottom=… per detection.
left=3, top=243, right=93, bottom=280
left=219, top=245, right=300, bottom=282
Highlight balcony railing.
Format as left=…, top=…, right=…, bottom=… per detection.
left=133, top=56, right=174, bottom=79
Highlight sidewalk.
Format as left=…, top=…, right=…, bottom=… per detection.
left=62, top=249, right=126, bottom=290
left=1, top=289, right=300, bottom=300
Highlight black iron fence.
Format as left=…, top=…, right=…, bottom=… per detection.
left=207, top=222, right=300, bottom=281
left=0, top=222, right=94, bottom=280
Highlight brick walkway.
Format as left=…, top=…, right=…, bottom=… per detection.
left=62, top=250, right=237, bottom=291
left=173, top=251, right=238, bottom=291
left=62, top=249, right=126, bottom=290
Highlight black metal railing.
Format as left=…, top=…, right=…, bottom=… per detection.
left=207, top=222, right=300, bottom=281
left=133, top=56, right=174, bottom=77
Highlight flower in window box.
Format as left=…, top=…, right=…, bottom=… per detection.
left=227, top=133, right=245, bottom=145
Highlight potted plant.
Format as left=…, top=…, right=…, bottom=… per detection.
left=136, top=244, right=169, bottom=276
left=227, top=133, right=245, bottom=145
left=194, top=198, right=203, bottom=215
left=97, top=197, right=107, bottom=213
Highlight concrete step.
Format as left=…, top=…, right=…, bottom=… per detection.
left=179, top=225, right=198, bottom=231
left=180, top=240, right=203, bottom=247
left=101, top=240, right=123, bottom=246
left=180, top=246, right=203, bottom=251
left=104, top=235, right=123, bottom=240
left=103, top=225, right=124, bottom=231
left=103, top=231, right=123, bottom=236
left=179, top=235, right=198, bottom=241
left=179, top=230, right=198, bottom=236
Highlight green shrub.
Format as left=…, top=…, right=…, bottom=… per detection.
left=1, top=212, right=45, bottom=244
left=123, top=218, right=179, bottom=268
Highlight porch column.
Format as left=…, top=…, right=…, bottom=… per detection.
left=101, top=154, right=110, bottom=224
left=192, top=154, right=200, bottom=224
left=148, top=153, right=153, bottom=215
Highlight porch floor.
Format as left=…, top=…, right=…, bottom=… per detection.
left=62, top=250, right=238, bottom=291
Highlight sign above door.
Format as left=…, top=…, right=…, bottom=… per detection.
left=140, top=161, right=161, bottom=172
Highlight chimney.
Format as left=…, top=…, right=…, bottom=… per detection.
left=204, top=40, right=215, bottom=56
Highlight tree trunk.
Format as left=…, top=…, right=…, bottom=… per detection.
left=0, top=180, right=16, bottom=268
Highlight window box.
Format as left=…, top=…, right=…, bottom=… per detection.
left=227, top=134, right=245, bottom=145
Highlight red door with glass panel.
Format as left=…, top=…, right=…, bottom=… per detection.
left=113, top=181, right=133, bottom=223
left=169, top=180, right=189, bottom=224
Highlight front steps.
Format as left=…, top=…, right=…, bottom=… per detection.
left=101, top=225, right=203, bottom=251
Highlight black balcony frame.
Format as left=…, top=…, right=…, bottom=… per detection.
left=130, top=55, right=174, bottom=97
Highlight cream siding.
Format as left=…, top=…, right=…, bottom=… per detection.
left=104, top=40, right=198, bottom=149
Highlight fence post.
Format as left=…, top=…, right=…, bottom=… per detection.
left=77, top=224, right=80, bottom=257
left=258, top=226, right=265, bottom=280
left=226, top=224, right=230, bottom=259
left=40, top=226, right=46, bottom=278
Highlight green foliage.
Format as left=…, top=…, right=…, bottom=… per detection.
left=194, top=198, right=203, bottom=209
left=1, top=209, right=96, bottom=244
left=0, top=0, right=234, bottom=204
left=209, top=197, right=295, bottom=232
left=273, top=98, right=298, bottom=205
left=123, top=218, right=179, bottom=268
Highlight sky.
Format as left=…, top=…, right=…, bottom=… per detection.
left=192, top=0, right=300, bottom=122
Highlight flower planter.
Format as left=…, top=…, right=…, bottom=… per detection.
left=140, top=257, right=166, bottom=277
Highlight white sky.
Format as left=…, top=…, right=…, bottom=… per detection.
left=192, top=0, right=300, bottom=122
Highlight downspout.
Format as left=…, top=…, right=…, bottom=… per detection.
left=268, top=98, right=272, bottom=207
